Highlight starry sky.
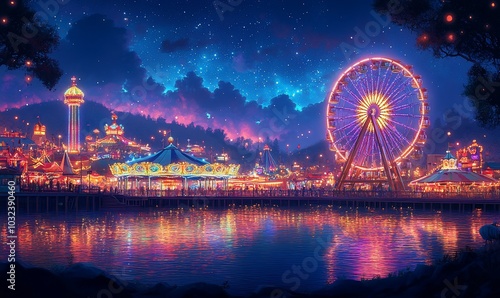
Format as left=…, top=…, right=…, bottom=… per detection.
left=0, top=0, right=477, bottom=149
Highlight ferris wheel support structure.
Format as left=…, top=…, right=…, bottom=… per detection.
left=336, top=111, right=405, bottom=191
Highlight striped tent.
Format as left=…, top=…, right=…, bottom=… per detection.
left=410, top=169, right=498, bottom=185
left=127, top=143, right=208, bottom=166
left=409, top=150, right=498, bottom=190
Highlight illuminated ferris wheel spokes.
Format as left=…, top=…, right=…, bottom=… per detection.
left=326, top=57, right=429, bottom=191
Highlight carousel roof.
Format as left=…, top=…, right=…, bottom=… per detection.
left=410, top=149, right=498, bottom=186
left=410, top=169, right=498, bottom=185
left=110, top=139, right=239, bottom=178
left=127, top=143, right=208, bottom=166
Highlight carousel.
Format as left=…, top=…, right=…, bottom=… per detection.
left=110, top=137, right=240, bottom=192
left=409, top=150, right=498, bottom=192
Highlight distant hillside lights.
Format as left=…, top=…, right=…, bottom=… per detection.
left=85, top=112, right=151, bottom=159
left=31, top=117, right=46, bottom=146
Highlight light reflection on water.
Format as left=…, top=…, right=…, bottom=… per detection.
left=1, top=207, right=497, bottom=295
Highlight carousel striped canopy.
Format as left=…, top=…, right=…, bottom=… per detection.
left=127, top=143, right=208, bottom=166
left=410, top=169, right=498, bottom=185
left=110, top=142, right=240, bottom=179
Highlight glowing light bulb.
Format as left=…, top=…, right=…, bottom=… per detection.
left=418, top=33, right=429, bottom=44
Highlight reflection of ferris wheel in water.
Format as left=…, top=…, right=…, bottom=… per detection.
left=327, top=57, right=430, bottom=191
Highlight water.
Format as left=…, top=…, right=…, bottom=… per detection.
left=2, top=206, right=498, bottom=295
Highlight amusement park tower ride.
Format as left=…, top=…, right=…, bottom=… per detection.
left=63, top=76, right=85, bottom=153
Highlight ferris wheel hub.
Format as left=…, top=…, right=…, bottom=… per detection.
left=369, top=105, right=380, bottom=117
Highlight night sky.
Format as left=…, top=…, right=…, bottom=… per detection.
left=0, top=0, right=476, bottom=148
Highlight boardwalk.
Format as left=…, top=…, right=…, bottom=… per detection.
left=5, top=189, right=500, bottom=213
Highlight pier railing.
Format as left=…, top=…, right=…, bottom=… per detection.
left=7, top=189, right=500, bottom=212
left=113, top=188, right=500, bottom=200
left=17, top=184, right=500, bottom=200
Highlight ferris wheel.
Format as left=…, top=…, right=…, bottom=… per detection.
left=326, top=57, right=429, bottom=191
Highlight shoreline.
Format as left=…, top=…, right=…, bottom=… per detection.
left=3, top=243, right=500, bottom=298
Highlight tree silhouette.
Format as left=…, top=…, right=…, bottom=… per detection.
left=374, top=0, right=500, bottom=127
left=0, top=0, right=62, bottom=89
left=463, top=64, right=500, bottom=128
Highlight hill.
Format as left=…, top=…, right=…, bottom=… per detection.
left=0, top=100, right=281, bottom=171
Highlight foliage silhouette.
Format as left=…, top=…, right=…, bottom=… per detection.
left=0, top=0, right=62, bottom=89
left=374, top=0, right=500, bottom=127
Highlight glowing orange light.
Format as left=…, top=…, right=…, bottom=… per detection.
left=492, top=2, right=496, bottom=7
left=1, top=18, right=7, bottom=24
left=447, top=33, right=455, bottom=42
left=418, top=33, right=429, bottom=44
left=25, top=75, right=32, bottom=83
left=445, top=14, right=453, bottom=22
left=25, top=60, right=32, bottom=67
left=10, top=1, right=15, bottom=5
